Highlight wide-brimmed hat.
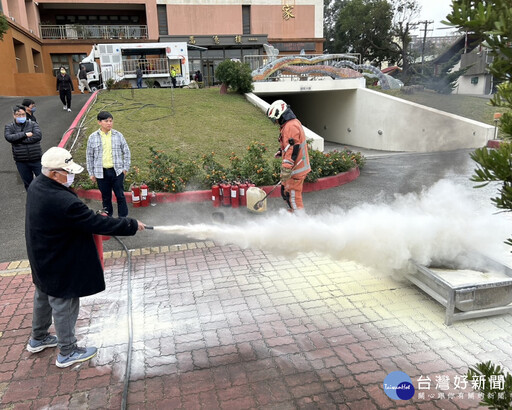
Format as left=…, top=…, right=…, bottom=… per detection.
left=41, top=147, right=84, bottom=174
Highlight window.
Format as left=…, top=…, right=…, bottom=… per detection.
left=51, top=54, right=86, bottom=76
left=242, top=6, right=251, bottom=35
left=51, top=54, right=69, bottom=76
left=157, top=5, right=168, bottom=36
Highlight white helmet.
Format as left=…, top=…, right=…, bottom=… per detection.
left=266, top=100, right=288, bottom=123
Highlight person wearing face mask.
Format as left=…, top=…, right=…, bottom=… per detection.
left=4, top=105, right=43, bottom=190
left=56, top=66, right=74, bottom=112
left=21, top=98, right=37, bottom=123
left=25, top=146, right=147, bottom=368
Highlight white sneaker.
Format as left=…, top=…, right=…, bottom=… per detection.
left=63, top=106, right=67, bottom=110
left=67, top=108, right=72, bottom=112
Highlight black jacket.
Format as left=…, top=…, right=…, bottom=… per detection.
left=56, top=73, right=74, bottom=91
left=26, top=174, right=139, bottom=298
left=4, top=120, right=42, bottom=162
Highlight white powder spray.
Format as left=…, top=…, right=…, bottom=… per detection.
left=153, top=179, right=512, bottom=272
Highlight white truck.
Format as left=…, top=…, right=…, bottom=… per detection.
left=79, top=42, right=190, bottom=90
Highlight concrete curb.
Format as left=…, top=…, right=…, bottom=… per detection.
left=75, top=167, right=360, bottom=204
left=59, top=90, right=100, bottom=148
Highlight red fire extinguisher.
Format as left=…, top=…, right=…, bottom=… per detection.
left=230, top=183, right=240, bottom=209
left=247, top=181, right=256, bottom=188
left=239, top=181, right=248, bottom=207
left=220, top=181, right=231, bottom=207
left=140, top=181, right=149, bottom=207
left=211, top=183, right=221, bottom=208
left=131, top=184, right=141, bottom=208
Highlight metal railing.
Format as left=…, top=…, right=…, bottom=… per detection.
left=122, top=58, right=169, bottom=76
left=40, top=25, right=148, bottom=40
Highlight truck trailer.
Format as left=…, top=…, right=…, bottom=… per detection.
left=79, top=42, right=190, bottom=90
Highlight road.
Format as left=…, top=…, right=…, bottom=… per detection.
left=0, top=94, right=506, bottom=263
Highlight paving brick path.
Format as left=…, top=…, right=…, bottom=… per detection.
left=1, top=242, right=511, bottom=409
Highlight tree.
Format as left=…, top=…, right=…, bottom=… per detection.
left=446, top=0, right=512, bottom=246
left=414, top=51, right=468, bottom=94
left=326, top=0, right=396, bottom=65
left=0, top=13, right=9, bottom=41
left=389, top=0, right=421, bottom=83
left=215, top=59, right=254, bottom=94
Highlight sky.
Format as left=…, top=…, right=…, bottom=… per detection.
left=413, top=0, right=458, bottom=37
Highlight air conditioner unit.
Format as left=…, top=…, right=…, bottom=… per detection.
left=10, top=16, right=15, bottom=21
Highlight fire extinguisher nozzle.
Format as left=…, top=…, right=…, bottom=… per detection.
left=145, top=225, right=154, bottom=230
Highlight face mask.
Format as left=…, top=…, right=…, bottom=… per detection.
left=60, top=70, right=66, bottom=75
left=30, top=107, right=36, bottom=113
left=16, top=117, right=26, bottom=124
left=64, top=173, right=75, bottom=187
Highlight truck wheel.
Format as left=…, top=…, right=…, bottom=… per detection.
left=90, top=83, right=100, bottom=92
left=153, top=82, right=161, bottom=88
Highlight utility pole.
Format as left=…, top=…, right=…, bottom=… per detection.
left=418, top=20, right=433, bottom=73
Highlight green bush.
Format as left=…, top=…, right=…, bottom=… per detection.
left=306, top=147, right=366, bottom=183
left=215, top=59, right=254, bottom=94
left=74, top=142, right=365, bottom=193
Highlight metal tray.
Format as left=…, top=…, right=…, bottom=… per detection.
left=406, top=254, right=512, bottom=325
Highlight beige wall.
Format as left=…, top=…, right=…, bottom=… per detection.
left=312, top=88, right=494, bottom=152
left=168, top=5, right=242, bottom=35
left=166, top=4, right=315, bottom=39
left=252, top=5, right=315, bottom=39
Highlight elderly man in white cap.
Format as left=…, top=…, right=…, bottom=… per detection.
left=25, top=146, right=146, bottom=368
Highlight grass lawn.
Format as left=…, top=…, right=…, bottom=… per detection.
left=73, top=87, right=278, bottom=173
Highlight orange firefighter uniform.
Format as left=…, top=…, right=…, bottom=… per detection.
left=279, top=118, right=310, bottom=211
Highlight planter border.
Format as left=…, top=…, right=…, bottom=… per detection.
left=75, top=167, right=360, bottom=204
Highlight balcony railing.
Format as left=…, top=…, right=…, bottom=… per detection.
left=40, top=25, right=148, bottom=40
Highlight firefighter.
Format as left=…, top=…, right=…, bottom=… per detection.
left=266, top=100, right=310, bottom=212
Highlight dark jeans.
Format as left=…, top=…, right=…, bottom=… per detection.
left=16, top=160, right=41, bottom=190
left=59, top=89, right=72, bottom=109
left=96, top=168, right=128, bottom=217
left=137, top=78, right=142, bottom=88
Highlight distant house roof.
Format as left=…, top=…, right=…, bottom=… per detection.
left=432, top=33, right=481, bottom=65
left=381, top=66, right=401, bottom=75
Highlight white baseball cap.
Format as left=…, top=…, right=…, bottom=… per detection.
left=41, top=147, right=84, bottom=174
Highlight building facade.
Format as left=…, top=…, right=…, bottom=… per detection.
left=0, top=0, right=324, bottom=96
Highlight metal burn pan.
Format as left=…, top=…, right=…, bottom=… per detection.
left=406, top=254, right=512, bottom=325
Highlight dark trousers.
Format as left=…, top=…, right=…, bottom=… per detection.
left=16, top=160, right=41, bottom=190
left=59, top=89, right=72, bottom=109
left=96, top=168, right=128, bottom=217
left=32, top=286, right=79, bottom=356
left=171, top=78, right=177, bottom=88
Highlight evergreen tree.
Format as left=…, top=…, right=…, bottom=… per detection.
left=446, top=0, right=512, bottom=246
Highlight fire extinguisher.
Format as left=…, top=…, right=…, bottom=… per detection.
left=239, top=181, right=248, bottom=207
left=220, top=181, right=231, bottom=207
left=131, top=184, right=141, bottom=208
left=247, top=181, right=256, bottom=189
left=211, top=183, right=221, bottom=208
left=140, top=181, right=149, bottom=207
left=230, top=182, right=240, bottom=209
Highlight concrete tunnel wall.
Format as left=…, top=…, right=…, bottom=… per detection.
left=249, top=84, right=495, bottom=152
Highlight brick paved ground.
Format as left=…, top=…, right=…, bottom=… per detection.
left=1, top=242, right=511, bottom=409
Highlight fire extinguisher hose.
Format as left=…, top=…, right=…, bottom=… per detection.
left=112, top=235, right=134, bottom=410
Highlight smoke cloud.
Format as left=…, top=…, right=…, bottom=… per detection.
left=154, top=180, right=512, bottom=273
